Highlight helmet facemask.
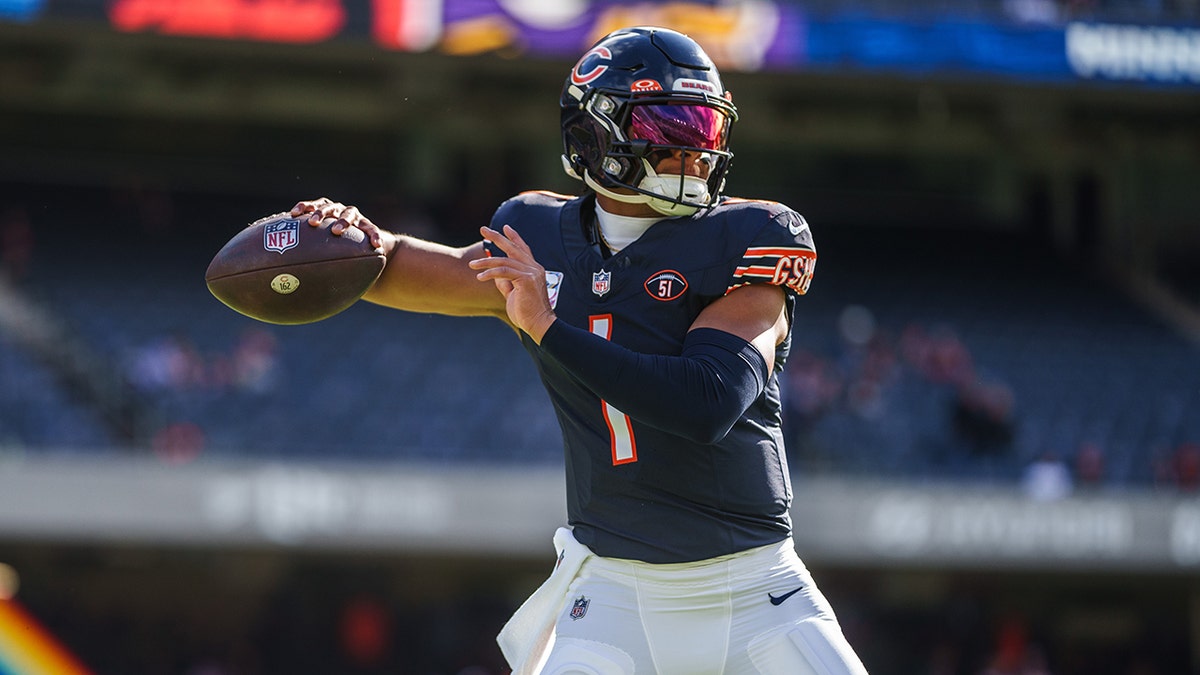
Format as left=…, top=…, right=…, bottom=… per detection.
left=563, top=90, right=736, bottom=217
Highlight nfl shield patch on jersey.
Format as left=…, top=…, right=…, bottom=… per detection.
left=592, top=269, right=611, bottom=297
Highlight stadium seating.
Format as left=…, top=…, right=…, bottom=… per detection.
left=790, top=226, right=1200, bottom=485
left=0, top=332, right=113, bottom=452
left=1, top=195, right=1196, bottom=489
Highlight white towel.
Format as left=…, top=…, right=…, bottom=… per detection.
left=497, top=527, right=592, bottom=673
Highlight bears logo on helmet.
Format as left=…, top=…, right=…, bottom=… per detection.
left=570, top=45, right=611, bottom=86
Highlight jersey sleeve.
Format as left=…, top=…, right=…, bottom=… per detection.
left=726, top=207, right=816, bottom=297
left=481, top=196, right=523, bottom=259
left=481, top=190, right=573, bottom=259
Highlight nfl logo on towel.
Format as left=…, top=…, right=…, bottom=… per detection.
left=264, top=219, right=300, bottom=254
left=569, top=596, right=590, bottom=621
left=592, top=269, right=611, bottom=297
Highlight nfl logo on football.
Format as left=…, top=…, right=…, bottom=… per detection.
left=592, top=269, right=611, bottom=297
left=569, top=596, right=590, bottom=621
left=264, top=219, right=300, bottom=254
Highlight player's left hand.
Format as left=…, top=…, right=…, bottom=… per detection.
left=289, top=197, right=391, bottom=255
left=469, top=225, right=557, bottom=342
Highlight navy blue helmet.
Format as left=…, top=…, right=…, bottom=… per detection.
left=560, top=26, right=738, bottom=216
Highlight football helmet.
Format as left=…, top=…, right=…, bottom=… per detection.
left=560, top=26, right=738, bottom=217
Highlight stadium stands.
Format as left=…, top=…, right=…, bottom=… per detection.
left=2, top=186, right=562, bottom=466
left=787, top=226, right=1200, bottom=486
left=0, top=185, right=1196, bottom=489
left=0, top=331, right=113, bottom=452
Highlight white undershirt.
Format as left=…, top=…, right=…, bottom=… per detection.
left=595, top=202, right=665, bottom=253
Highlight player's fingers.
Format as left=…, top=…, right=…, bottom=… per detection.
left=469, top=256, right=541, bottom=281
left=478, top=225, right=508, bottom=250
left=480, top=226, right=540, bottom=268
left=498, top=225, right=535, bottom=260
left=331, top=205, right=362, bottom=235
left=356, top=218, right=383, bottom=248
left=468, top=255, right=527, bottom=270
left=290, top=197, right=330, bottom=216
left=472, top=263, right=519, bottom=282
left=474, top=262, right=544, bottom=288
left=479, top=226, right=524, bottom=259
left=327, top=205, right=383, bottom=247
left=310, top=204, right=349, bottom=227
left=501, top=224, right=531, bottom=251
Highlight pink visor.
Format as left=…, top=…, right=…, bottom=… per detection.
left=628, top=104, right=729, bottom=151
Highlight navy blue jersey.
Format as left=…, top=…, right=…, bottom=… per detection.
left=485, top=192, right=816, bottom=563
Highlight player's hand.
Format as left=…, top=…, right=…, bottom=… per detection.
left=290, top=197, right=391, bottom=255
left=469, top=225, right=557, bottom=343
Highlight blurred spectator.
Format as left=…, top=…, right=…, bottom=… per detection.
left=0, top=207, right=33, bottom=282
left=230, top=327, right=280, bottom=394
left=1073, top=442, right=1106, bottom=486
left=129, top=332, right=207, bottom=393
left=783, top=349, right=844, bottom=433
left=131, top=328, right=281, bottom=396
left=846, top=331, right=899, bottom=421
left=151, top=421, right=206, bottom=464
left=1022, top=452, right=1073, bottom=500
left=838, top=304, right=877, bottom=349
left=901, top=323, right=975, bottom=387
left=836, top=305, right=901, bottom=421
left=1156, top=442, right=1200, bottom=490
left=1059, top=0, right=1099, bottom=19
left=338, top=595, right=393, bottom=672
left=1175, top=443, right=1200, bottom=490
left=1004, top=0, right=1061, bottom=23
left=952, top=378, right=1016, bottom=456
left=978, top=616, right=1053, bottom=675
left=787, top=316, right=1028, bottom=470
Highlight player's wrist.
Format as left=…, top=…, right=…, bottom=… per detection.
left=526, top=312, right=558, bottom=344
left=378, top=230, right=401, bottom=260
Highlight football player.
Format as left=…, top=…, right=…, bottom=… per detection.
left=292, top=26, right=868, bottom=675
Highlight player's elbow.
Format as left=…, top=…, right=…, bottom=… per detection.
left=676, top=407, right=742, bottom=445
left=627, top=395, right=744, bottom=444
left=685, top=426, right=733, bottom=445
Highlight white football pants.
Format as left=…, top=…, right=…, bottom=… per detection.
left=527, top=533, right=868, bottom=675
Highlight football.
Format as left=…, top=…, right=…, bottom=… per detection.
left=206, top=212, right=387, bottom=325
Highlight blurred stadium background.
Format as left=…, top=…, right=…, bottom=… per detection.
left=0, top=0, right=1199, bottom=673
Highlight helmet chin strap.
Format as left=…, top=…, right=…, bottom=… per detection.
left=636, top=160, right=709, bottom=217
left=574, top=161, right=708, bottom=217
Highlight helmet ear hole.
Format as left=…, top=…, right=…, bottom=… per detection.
left=561, top=154, right=583, bottom=179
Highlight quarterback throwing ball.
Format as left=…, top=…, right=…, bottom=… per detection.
left=289, top=26, right=868, bottom=675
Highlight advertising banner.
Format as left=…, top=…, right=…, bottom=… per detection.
left=7, top=0, right=1198, bottom=87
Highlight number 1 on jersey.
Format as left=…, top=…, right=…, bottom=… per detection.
left=589, top=315, right=638, bottom=465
